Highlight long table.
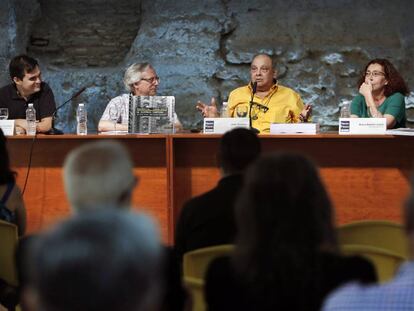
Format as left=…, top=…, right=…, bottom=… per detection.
left=8, top=133, right=414, bottom=243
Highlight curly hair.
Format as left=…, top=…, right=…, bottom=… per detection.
left=357, top=59, right=409, bottom=97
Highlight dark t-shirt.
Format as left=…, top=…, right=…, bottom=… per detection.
left=0, top=82, right=56, bottom=120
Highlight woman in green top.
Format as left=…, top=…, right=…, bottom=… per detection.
left=350, top=59, right=409, bottom=129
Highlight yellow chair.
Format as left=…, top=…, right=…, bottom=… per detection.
left=341, top=244, right=405, bottom=283
left=0, top=220, right=18, bottom=287
left=338, top=220, right=408, bottom=259
left=183, top=245, right=234, bottom=311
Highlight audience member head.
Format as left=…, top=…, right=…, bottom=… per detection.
left=234, top=152, right=336, bottom=284
left=0, top=129, right=16, bottom=185
left=217, top=128, right=261, bottom=176
left=63, top=140, right=137, bottom=213
left=123, top=63, right=159, bottom=96
left=357, top=58, right=409, bottom=97
left=29, top=210, right=162, bottom=311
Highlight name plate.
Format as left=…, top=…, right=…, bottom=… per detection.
left=0, top=120, right=15, bottom=136
left=203, top=118, right=250, bottom=134
left=270, top=123, right=319, bottom=134
left=339, top=118, right=386, bottom=135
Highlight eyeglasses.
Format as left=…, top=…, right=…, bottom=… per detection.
left=140, top=76, right=160, bottom=84
left=365, top=71, right=385, bottom=78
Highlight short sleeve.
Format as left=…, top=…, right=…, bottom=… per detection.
left=39, top=83, right=57, bottom=119
left=100, top=95, right=129, bottom=124
left=383, top=93, right=405, bottom=123
left=350, top=95, right=364, bottom=116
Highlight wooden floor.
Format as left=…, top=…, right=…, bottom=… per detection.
left=8, top=133, right=414, bottom=243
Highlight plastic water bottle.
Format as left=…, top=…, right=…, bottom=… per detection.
left=340, top=104, right=350, bottom=118
left=26, top=103, right=36, bottom=136
left=220, top=101, right=228, bottom=117
left=76, top=103, right=87, bottom=135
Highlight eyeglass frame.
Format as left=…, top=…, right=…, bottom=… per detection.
left=365, top=71, right=385, bottom=78
left=139, top=76, right=160, bottom=84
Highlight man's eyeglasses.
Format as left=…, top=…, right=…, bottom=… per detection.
left=140, top=76, right=160, bottom=84
left=365, top=71, right=385, bottom=78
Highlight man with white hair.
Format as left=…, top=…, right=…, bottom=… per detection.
left=98, top=62, right=181, bottom=132
left=62, top=140, right=188, bottom=310
left=63, top=140, right=137, bottom=212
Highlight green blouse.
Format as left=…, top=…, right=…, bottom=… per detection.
left=350, top=92, right=406, bottom=129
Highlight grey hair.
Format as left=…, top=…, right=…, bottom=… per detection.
left=63, top=140, right=136, bottom=213
left=123, top=63, right=152, bottom=92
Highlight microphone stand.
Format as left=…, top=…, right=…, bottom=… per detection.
left=248, top=82, right=260, bottom=133
left=45, top=87, right=87, bottom=135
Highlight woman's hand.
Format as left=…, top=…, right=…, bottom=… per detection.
left=359, top=82, right=372, bottom=99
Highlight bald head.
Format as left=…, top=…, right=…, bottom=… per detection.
left=250, top=54, right=276, bottom=91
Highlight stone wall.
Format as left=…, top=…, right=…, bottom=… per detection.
left=1, top=0, right=413, bottom=132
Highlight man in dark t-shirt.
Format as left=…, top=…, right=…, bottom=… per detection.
left=0, top=55, right=56, bottom=134
left=175, top=128, right=261, bottom=262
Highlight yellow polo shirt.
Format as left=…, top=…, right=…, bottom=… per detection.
left=227, top=83, right=304, bottom=133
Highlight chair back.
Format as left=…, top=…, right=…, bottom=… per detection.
left=341, top=244, right=405, bottom=283
left=0, top=219, right=19, bottom=287
left=183, top=244, right=234, bottom=311
left=338, top=220, right=408, bottom=259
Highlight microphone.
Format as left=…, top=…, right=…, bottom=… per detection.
left=45, top=86, right=87, bottom=135
left=248, top=81, right=260, bottom=133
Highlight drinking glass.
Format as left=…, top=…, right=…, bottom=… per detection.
left=0, top=108, right=8, bottom=120
left=236, top=105, right=248, bottom=118
left=109, top=105, right=119, bottom=134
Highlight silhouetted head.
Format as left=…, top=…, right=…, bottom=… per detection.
left=234, top=152, right=336, bottom=282
left=217, top=128, right=261, bottom=175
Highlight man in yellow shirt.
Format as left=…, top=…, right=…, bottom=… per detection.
left=197, top=54, right=311, bottom=133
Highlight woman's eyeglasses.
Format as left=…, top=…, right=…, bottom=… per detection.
left=365, top=71, right=385, bottom=78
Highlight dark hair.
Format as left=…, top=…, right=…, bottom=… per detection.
left=357, top=58, right=409, bottom=97
left=32, top=210, right=162, bottom=311
left=233, top=153, right=336, bottom=306
left=9, top=54, right=39, bottom=81
left=0, top=129, right=16, bottom=184
left=217, top=128, right=261, bottom=174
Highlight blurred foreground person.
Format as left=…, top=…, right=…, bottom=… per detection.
left=175, top=128, right=261, bottom=262
left=205, top=153, right=377, bottom=311
left=0, top=128, right=26, bottom=235
left=26, top=210, right=162, bottom=311
left=323, top=174, right=414, bottom=310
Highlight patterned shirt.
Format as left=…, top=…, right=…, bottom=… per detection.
left=322, top=261, right=414, bottom=311
left=100, top=94, right=130, bottom=124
